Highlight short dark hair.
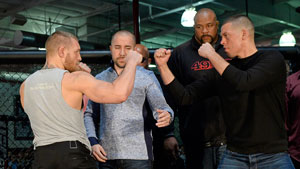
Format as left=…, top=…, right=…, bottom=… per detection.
left=223, top=15, right=254, bottom=36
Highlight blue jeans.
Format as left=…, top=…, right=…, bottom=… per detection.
left=218, top=149, right=295, bottom=169
left=202, top=145, right=226, bottom=169
left=99, top=159, right=152, bottom=169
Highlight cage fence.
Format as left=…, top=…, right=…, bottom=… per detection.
left=0, top=61, right=108, bottom=169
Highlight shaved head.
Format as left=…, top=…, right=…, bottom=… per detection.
left=135, top=44, right=149, bottom=59
left=223, top=15, right=255, bottom=38
left=111, top=30, right=136, bottom=46
left=194, top=8, right=217, bottom=23
left=45, top=31, right=78, bottom=57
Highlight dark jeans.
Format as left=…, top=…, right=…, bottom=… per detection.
left=32, top=141, right=97, bottom=169
left=99, top=159, right=152, bottom=169
left=184, top=138, right=226, bottom=169
left=218, top=149, right=295, bottom=169
left=201, top=145, right=226, bottom=169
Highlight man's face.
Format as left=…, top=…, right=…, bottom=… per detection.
left=220, top=23, right=242, bottom=58
left=110, top=35, right=135, bottom=69
left=64, top=38, right=82, bottom=72
left=194, top=14, right=219, bottom=44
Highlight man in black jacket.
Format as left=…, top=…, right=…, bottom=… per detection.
left=155, top=15, right=295, bottom=169
left=167, top=8, right=227, bottom=169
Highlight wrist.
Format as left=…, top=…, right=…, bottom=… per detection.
left=88, top=137, right=99, bottom=146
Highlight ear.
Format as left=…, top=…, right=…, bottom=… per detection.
left=109, top=45, right=112, bottom=52
left=241, top=29, right=248, bottom=40
left=216, top=20, right=219, bottom=29
left=58, top=46, right=65, bottom=58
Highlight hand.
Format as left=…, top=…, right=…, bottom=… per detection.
left=154, top=48, right=171, bottom=67
left=92, top=144, right=107, bottom=162
left=126, top=50, right=143, bottom=65
left=198, top=42, right=216, bottom=59
left=164, top=136, right=179, bottom=160
left=156, top=109, right=171, bottom=127
left=78, top=62, right=91, bottom=73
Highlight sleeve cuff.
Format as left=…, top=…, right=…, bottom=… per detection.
left=88, top=137, right=99, bottom=146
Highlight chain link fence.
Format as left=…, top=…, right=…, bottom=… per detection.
left=1, top=47, right=299, bottom=169
left=0, top=58, right=109, bottom=169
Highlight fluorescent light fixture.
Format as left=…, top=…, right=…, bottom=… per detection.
left=181, top=7, right=197, bottom=27
left=149, top=64, right=157, bottom=68
left=279, top=30, right=296, bottom=46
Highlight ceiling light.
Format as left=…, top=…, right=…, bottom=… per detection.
left=279, top=30, right=296, bottom=47
left=181, top=7, right=197, bottom=27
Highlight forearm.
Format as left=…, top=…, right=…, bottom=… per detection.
left=113, top=61, right=137, bottom=99
left=84, top=111, right=98, bottom=139
left=207, top=52, right=229, bottom=75
left=157, top=64, right=175, bottom=85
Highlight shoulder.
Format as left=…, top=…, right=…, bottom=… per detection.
left=173, top=39, right=192, bottom=52
left=95, top=67, right=112, bottom=79
left=137, top=67, right=154, bottom=78
left=258, top=49, right=284, bottom=59
left=63, top=71, right=94, bottom=85
left=137, top=66, right=151, bottom=74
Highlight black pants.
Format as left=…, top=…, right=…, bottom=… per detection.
left=32, top=141, right=97, bottom=169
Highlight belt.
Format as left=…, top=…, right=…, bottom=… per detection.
left=37, top=140, right=86, bottom=150
left=204, top=140, right=226, bottom=148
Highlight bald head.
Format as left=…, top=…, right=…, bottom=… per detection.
left=135, top=44, right=151, bottom=69
left=194, top=8, right=217, bottom=23
left=111, top=30, right=136, bottom=46
left=45, top=31, right=78, bottom=57
left=135, top=44, right=149, bottom=59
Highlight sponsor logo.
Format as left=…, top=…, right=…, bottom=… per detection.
left=191, top=60, right=213, bottom=71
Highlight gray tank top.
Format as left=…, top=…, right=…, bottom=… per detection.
left=24, top=68, right=90, bottom=150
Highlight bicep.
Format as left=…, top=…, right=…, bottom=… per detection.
left=66, top=72, right=125, bottom=104
left=82, top=77, right=124, bottom=104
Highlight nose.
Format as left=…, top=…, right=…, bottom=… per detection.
left=220, top=37, right=225, bottom=45
left=202, top=26, right=208, bottom=33
left=78, top=54, right=82, bottom=62
left=120, top=48, right=126, bottom=57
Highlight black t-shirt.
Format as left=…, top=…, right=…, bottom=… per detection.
left=168, top=50, right=288, bottom=154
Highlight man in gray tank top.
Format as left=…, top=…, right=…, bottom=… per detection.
left=19, top=31, right=143, bottom=169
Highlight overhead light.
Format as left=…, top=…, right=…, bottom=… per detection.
left=149, top=64, right=156, bottom=68
left=181, top=7, right=197, bottom=27
left=279, top=30, right=296, bottom=47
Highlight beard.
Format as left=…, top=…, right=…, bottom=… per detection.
left=64, top=54, right=79, bottom=72
left=114, top=57, right=126, bottom=69
left=200, top=35, right=214, bottom=44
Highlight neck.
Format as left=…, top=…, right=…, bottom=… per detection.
left=237, top=43, right=258, bottom=59
left=114, top=65, right=124, bottom=76
left=43, top=56, right=64, bottom=70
